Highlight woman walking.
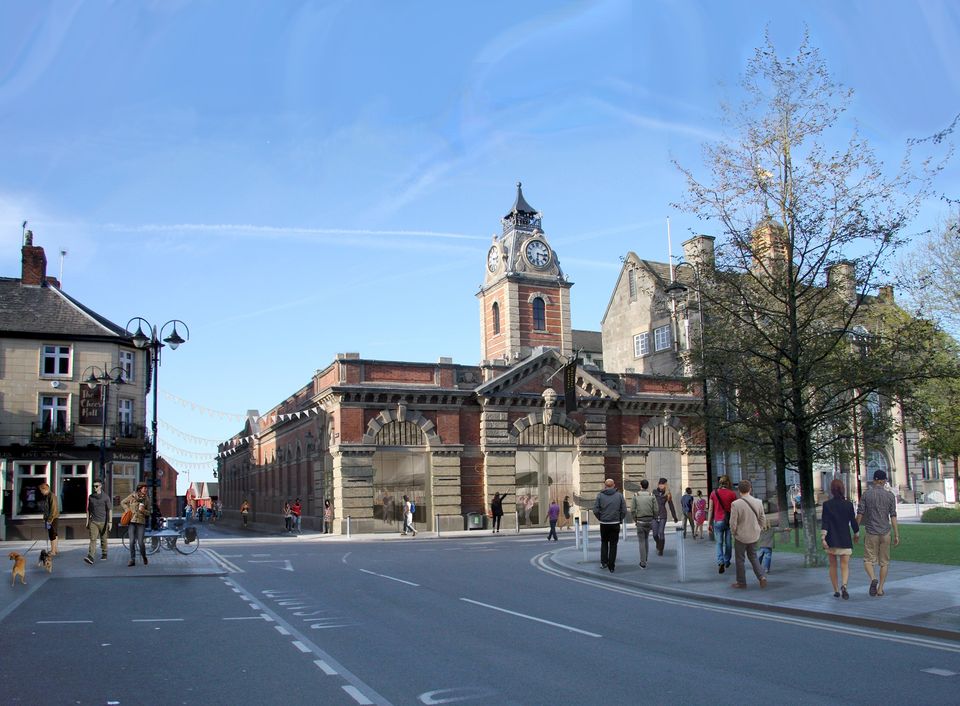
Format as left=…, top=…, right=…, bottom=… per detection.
left=693, top=490, right=707, bottom=539
left=323, top=499, right=332, bottom=534
left=821, top=479, right=859, bottom=599
left=282, top=501, right=292, bottom=532
left=490, top=492, right=508, bottom=533
left=240, top=499, right=250, bottom=528
left=121, top=482, right=152, bottom=567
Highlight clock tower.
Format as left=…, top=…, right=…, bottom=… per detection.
left=478, top=182, right=573, bottom=364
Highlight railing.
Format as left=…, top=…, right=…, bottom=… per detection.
left=114, top=422, right=147, bottom=446
left=30, top=422, right=75, bottom=444
left=6, top=422, right=145, bottom=448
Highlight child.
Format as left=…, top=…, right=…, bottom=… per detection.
left=757, top=504, right=775, bottom=574
left=693, top=490, right=707, bottom=539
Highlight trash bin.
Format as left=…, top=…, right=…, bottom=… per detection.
left=466, top=512, right=485, bottom=530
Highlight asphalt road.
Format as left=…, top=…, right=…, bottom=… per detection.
left=2, top=529, right=958, bottom=705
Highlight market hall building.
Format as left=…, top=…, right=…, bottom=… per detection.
left=218, top=185, right=707, bottom=533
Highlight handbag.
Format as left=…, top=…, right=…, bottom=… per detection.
left=120, top=509, right=133, bottom=526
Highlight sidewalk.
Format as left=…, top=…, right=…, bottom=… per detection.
left=548, top=525, right=960, bottom=641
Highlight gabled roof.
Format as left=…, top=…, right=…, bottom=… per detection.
left=599, top=253, right=695, bottom=325
left=505, top=181, right=537, bottom=217
left=0, top=277, right=129, bottom=339
left=476, top=348, right=620, bottom=401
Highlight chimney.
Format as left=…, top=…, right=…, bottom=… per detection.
left=877, top=285, right=894, bottom=304
left=681, top=235, right=715, bottom=272
left=827, top=260, right=857, bottom=304
left=21, top=230, right=48, bottom=286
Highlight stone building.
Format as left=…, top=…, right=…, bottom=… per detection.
left=218, top=185, right=708, bottom=533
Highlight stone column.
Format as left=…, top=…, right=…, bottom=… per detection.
left=481, top=406, right=517, bottom=529
left=431, top=446, right=464, bottom=531
left=680, top=445, right=708, bottom=496
left=331, top=446, right=375, bottom=534
left=621, top=446, right=649, bottom=492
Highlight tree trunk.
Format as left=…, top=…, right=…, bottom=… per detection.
left=954, top=455, right=959, bottom=504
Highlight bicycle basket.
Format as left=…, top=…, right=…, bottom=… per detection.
left=184, top=527, right=197, bottom=544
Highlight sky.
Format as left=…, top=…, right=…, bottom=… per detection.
left=2, top=0, right=958, bottom=493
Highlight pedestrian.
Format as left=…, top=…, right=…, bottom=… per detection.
left=198, top=505, right=204, bottom=522
left=593, top=478, right=626, bottom=573
left=680, top=487, right=695, bottom=539
left=822, top=479, right=859, bottom=599
left=559, top=495, right=572, bottom=530
left=240, top=499, right=250, bottom=528
left=282, top=501, right=292, bottom=532
left=490, top=492, right=508, bottom=534
left=401, top=495, right=417, bottom=536
left=631, top=479, right=657, bottom=568
left=757, top=504, right=775, bottom=575
left=121, top=483, right=152, bottom=567
left=84, top=479, right=112, bottom=565
left=184, top=503, right=193, bottom=522
left=216, top=500, right=223, bottom=520
left=652, top=478, right=678, bottom=556
left=729, top=479, right=767, bottom=589
left=37, top=482, right=60, bottom=556
left=856, top=470, right=899, bottom=597
left=693, top=490, right=707, bottom=539
left=547, top=499, right=560, bottom=541
left=291, top=498, right=302, bottom=534
left=708, top=475, right=736, bottom=573
left=323, top=499, right=332, bottom=534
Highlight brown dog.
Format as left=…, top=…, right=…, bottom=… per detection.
left=9, top=552, right=26, bottom=586
left=38, top=549, right=53, bottom=574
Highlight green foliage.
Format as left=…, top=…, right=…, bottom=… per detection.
left=921, top=506, right=960, bottom=523
left=777, top=522, right=960, bottom=563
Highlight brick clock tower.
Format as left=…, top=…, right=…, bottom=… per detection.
left=478, top=182, right=573, bottom=364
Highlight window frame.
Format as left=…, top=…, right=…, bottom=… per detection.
left=633, top=332, right=649, bottom=358
left=14, top=462, right=50, bottom=519
left=532, top=297, right=546, bottom=331
left=492, top=301, right=500, bottom=335
left=40, top=344, right=72, bottom=378
left=119, top=349, right=135, bottom=382
left=57, top=461, right=92, bottom=516
left=628, top=269, right=637, bottom=301
left=40, top=394, right=69, bottom=432
left=654, top=324, right=672, bottom=352
left=118, top=398, right=134, bottom=435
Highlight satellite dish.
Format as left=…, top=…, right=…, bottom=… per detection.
left=50, top=380, right=61, bottom=388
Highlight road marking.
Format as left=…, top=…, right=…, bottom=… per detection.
left=343, top=685, right=374, bottom=705
left=252, top=553, right=272, bottom=557
left=204, top=548, right=244, bottom=573
left=419, top=687, right=497, bottom=704
left=314, top=659, right=338, bottom=675
left=223, top=616, right=267, bottom=621
left=532, top=553, right=960, bottom=654
left=37, top=620, right=93, bottom=624
left=359, top=568, right=419, bottom=586
left=249, top=559, right=294, bottom=572
left=133, top=618, right=184, bottom=623
left=922, top=668, right=958, bottom=677
left=275, top=625, right=290, bottom=635
left=292, top=640, right=311, bottom=653
left=261, top=614, right=274, bottom=622
left=459, top=598, right=601, bottom=638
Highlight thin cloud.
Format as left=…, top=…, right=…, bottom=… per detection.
left=98, top=222, right=487, bottom=241
left=590, top=97, right=722, bottom=143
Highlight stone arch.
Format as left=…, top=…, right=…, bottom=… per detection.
left=362, top=406, right=441, bottom=446
left=638, top=414, right=688, bottom=451
left=509, top=412, right=583, bottom=443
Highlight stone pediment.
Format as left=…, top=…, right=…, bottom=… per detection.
left=476, top=348, right=620, bottom=403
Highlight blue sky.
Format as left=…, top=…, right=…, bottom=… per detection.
left=2, top=1, right=958, bottom=492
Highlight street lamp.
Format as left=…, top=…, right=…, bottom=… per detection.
left=125, top=317, right=189, bottom=517
left=80, top=364, right=126, bottom=498
left=664, top=261, right=714, bottom=495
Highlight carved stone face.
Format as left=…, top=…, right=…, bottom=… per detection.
left=542, top=388, right=557, bottom=408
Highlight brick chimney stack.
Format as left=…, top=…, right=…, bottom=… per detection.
left=20, top=230, right=48, bottom=286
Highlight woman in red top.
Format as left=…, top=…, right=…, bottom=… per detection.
left=708, top=475, right=738, bottom=573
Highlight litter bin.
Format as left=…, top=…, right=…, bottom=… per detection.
left=466, top=512, right=485, bottom=530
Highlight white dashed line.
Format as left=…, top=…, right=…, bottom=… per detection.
left=292, top=640, right=311, bottom=653
left=358, top=568, right=419, bottom=586
left=460, top=598, right=601, bottom=637
left=37, top=620, right=93, bottom=624
left=342, top=685, right=373, bottom=705
left=275, top=625, right=290, bottom=635
left=922, top=668, right=958, bottom=677
left=314, top=659, right=337, bottom=675
left=261, top=614, right=274, bottom=622
left=132, top=618, right=184, bottom=623
left=223, top=616, right=267, bottom=621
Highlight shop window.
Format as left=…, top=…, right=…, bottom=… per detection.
left=58, top=462, right=91, bottom=515
left=112, top=463, right=138, bottom=509
left=15, top=463, right=49, bottom=517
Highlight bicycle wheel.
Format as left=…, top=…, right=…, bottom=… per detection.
left=175, top=529, right=199, bottom=554
left=121, top=527, right=129, bottom=550
left=146, top=535, right=161, bottom=555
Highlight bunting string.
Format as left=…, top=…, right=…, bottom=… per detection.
left=159, top=419, right=224, bottom=446
left=158, top=440, right=217, bottom=460
left=161, top=390, right=322, bottom=428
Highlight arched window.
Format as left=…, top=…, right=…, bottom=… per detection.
left=492, top=302, right=500, bottom=335
left=532, top=297, right=546, bottom=331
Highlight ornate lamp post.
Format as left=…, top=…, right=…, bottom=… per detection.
left=80, top=364, right=126, bottom=497
left=664, top=261, right=714, bottom=495
left=125, top=317, right=189, bottom=515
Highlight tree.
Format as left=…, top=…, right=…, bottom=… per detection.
left=675, top=32, right=952, bottom=566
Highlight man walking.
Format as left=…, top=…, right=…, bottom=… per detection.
left=680, top=487, right=695, bottom=539
left=856, top=470, right=899, bottom=597
left=631, top=479, right=657, bottom=568
left=84, top=479, right=112, bottom=565
left=401, top=495, right=417, bottom=537
left=652, top=478, right=678, bottom=556
left=593, top=479, right=626, bottom=573
left=729, top=479, right=767, bottom=589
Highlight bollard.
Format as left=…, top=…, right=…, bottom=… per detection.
left=436, top=513, right=440, bottom=537
left=574, top=516, right=581, bottom=549
left=582, top=519, right=589, bottom=563
left=516, top=511, right=520, bottom=534
left=346, top=515, right=352, bottom=539
left=675, top=526, right=686, bottom=582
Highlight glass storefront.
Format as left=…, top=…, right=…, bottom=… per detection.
left=372, top=451, right=428, bottom=532
left=515, top=449, right=574, bottom=527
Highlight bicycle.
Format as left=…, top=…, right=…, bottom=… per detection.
left=121, top=517, right=200, bottom=555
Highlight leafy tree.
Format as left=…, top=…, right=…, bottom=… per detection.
left=675, top=32, right=951, bottom=566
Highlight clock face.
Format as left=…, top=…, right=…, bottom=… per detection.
left=525, top=239, right=550, bottom=268
left=487, top=246, right=500, bottom=273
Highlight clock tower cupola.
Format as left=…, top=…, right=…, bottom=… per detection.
left=478, top=182, right=573, bottom=364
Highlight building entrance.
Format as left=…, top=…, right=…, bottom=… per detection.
left=372, top=451, right=428, bottom=532
left=515, top=450, right=574, bottom=527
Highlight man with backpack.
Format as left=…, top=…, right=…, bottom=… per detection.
left=402, top=495, right=417, bottom=537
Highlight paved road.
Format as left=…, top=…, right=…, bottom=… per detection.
left=2, top=529, right=958, bottom=705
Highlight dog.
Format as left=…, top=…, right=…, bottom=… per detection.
left=9, top=552, right=26, bottom=586
left=38, top=549, right=53, bottom=574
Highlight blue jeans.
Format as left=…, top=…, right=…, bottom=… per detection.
left=547, top=520, right=558, bottom=540
left=129, top=522, right=146, bottom=560
left=758, top=547, right=772, bottom=573
left=713, top=521, right=731, bottom=566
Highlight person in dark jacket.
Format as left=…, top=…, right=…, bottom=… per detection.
left=821, top=479, right=860, bottom=599
left=490, top=492, right=508, bottom=534
left=652, top=478, right=678, bottom=556
left=593, top=479, right=626, bottom=573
